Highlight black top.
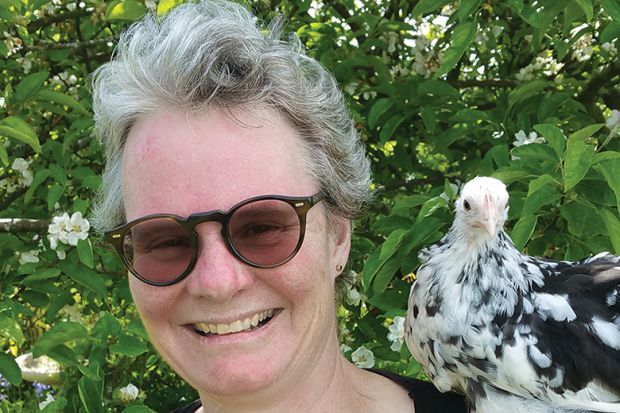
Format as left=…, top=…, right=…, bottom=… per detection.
left=169, top=369, right=468, bottom=412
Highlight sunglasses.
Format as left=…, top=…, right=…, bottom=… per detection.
left=105, top=193, right=325, bottom=286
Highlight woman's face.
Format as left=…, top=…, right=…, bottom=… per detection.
left=122, top=108, right=350, bottom=398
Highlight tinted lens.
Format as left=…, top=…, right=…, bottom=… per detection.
left=228, top=199, right=302, bottom=266
left=123, top=218, right=193, bottom=283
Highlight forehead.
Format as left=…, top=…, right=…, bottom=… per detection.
left=122, top=107, right=315, bottom=219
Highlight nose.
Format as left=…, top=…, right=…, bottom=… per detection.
left=184, top=223, right=255, bottom=303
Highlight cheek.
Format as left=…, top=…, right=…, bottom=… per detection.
left=129, top=278, right=178, bottom=327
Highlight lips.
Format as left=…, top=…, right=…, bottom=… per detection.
left=192, top=309, right=276, bottom=336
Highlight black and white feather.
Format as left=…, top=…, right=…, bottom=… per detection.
left=405, top=176, right=620, bottom=413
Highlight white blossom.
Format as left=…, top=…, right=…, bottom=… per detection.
left=601, top=41, right=617, bottom=56
left=340, top=343, right=352, bottom=354
left=48, top=211, right=90, bottom=249
left=606, top=109, right=620, bottom=132
left=513, top=130, right=545, bottom=147
left=516, top=50, right=563, bottom=81
left=606, top=109, right=620, bottom=138
left=0, top=96, right=5, bottom=107
left=39, top=393, right=55, bottom=410
left=387, top=316, right=406, bottom=352
left=351, top=346, right=375, bottom=368
left=345, top=283, right=362, bottom=306
left=119, top=383, right=140, bottom=403
left=11, top=157, right=33, bottom=186
left=19, top=250, right=40, bottom=265
left=572, top=34, right=593, bottom=62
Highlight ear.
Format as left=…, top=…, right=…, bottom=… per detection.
left=329, top=215, right=351, bottom=279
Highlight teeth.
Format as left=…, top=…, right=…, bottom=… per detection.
left=194, top=309, right=275, bottom=336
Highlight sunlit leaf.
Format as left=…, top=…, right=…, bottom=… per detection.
left=107, top=0, right=146, bottom=21
left=157, top=0, right=183, bottom=15
left=434, top=21, right=478, bottom=78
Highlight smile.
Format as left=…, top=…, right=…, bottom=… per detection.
left=192, top=309, right=276, bottom=336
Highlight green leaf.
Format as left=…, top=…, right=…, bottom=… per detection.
left=14, top=70, right=49, bottom=102
left=122, top=406, right=157, bottom=413
left=508, top=80, right=548, bottom=109
left=523, top=174, right=559, bottom=215
left=510, top=215, right=538, bottom=251
left=40, top=397, right=68, bottom=413
left=411, top=0, right=451, bottom=16
left=0, top=313, right=25, bottom=346
left=417, top=196, right=448, bottom=221
left=594, top=154, right=620, bottom=212
left=0, top=141, right=8, bottom=166
left=0, top=116, right=41, bottom=153
left=47, top=184, right=64, bottom=211
left=418, top=80, right=459, bottom=97
left=36, top=90, right=89, bottom=115
left=59, top=262, right=107, bottom=297
left=599, top=209, right=620, bottom=254
left=420, top=106, right=437, bottom=133
left=107, top=0, right=146, bottom=21
left=457, top=0, right=483, bottom=21
left=32, top=322, right=91, bottom=357
left=24, top=268, right=60, bottom=282
left=567, top=123, right=604, bottom=141
left=0, top=353, right=22, bottom=385
left=563, top=135, right=594, bottom=191
left=24, top=169, right=51, bottom=204
left=379, top=114, right=407, bottom=144
left=534, top=124, right=565, bottom=158
left=492, top=168, right=531, bottom=184
left=602, top=0, right=620, bottom=20
left=110, top=334, right=149, bottom=357
left=372, top=218, right=443, bottom=293
left=575, top=0, right=593, bottom=20
left=434, top=21, right=478, bottom=78
left=77, top=238, right=95, bottom=268
left=78, top=375, right=104, bottom=413
left=92, top=312, right=122, bottom=340
left=368, top=98, right=392, bottom=130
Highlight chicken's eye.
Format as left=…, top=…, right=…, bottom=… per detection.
left=463, top=200, right=471, bottom=211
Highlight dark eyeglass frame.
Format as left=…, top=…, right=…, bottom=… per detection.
left=105, top=192, right=325, bottom=286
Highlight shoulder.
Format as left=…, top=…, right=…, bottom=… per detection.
left=168, top=400, right=201, bottom=413
left=367, top=369, right=468, bottom=413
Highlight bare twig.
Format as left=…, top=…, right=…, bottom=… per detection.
left=0, top=218, right=50, bottom=233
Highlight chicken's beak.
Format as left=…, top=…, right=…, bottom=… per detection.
left=480, top=195, right=498, bottom=236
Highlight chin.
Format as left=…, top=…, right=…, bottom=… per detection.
left=192, top=358, right=281, bottom=396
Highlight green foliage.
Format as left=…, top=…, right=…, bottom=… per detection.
left=1, top=0, right=619, bottom=410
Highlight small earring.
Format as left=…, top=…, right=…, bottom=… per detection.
left=336, top=264, right=343, bottom=272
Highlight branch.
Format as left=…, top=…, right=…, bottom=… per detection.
left=0, top=218, right=50, bottom=233
left=450, top=79, right=518, bottom=89
left=0, top=186, right=28, bottom=211
left=27, top=9, right=91, bottom=32
left=24, top=37, right=117, bottom=52
left=577, top=60, right=620, bottom=121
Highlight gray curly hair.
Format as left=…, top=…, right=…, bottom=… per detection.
left=91, top=0, right=372, bottom=261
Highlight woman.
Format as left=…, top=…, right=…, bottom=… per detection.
left=91, top=1, right=467, bottom=411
